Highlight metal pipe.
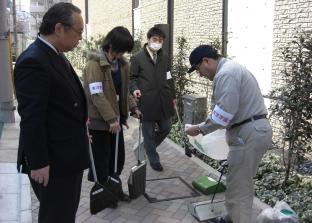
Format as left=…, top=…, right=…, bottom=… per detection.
left=222, top=0, right=228, bottom=57
left=132, top=0, right=135, bottom=37
left=167, top=0, right=174, bottom=70
left=12, top=0, right=18, bottom=59
left=85, top=0, right=88, bottom=38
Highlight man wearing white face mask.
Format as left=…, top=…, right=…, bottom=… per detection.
left=130, top=27, right=177, bottom=171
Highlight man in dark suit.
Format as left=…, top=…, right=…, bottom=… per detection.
left=130, top=27, right=176, bottom=171
left=14, top=3, right=88, bottom=223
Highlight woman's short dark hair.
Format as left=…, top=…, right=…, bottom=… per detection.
left=147, top=27, right=166, bottom=39
left=39, top=2, right=81, bottom=35
left=101, top=26, right=134, bottom=53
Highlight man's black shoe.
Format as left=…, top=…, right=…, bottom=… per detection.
left=150, top=162, right=163, bottom=171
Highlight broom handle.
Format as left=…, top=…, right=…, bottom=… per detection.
left=174, top=104, right=192, bottom=157
left=175, top=104, right=182, bottom=129
left=211, top=161, right=227, bottom=204
left=137, top=118, right=142, bottom=165
left=87, top=126, right=98, bottom=183
left=114, top=131, right=119, bottom=173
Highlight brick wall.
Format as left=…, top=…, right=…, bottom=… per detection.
left=136, top=0, right=223, bottom=55
left=173, top=0, right=222, bottom=55
left=73, top=0, right=132, bottom=37
left=271, top=0, right=312, bottom=142
left=139, top=0, right=167, bottom=42
left=272, top=0, right=312, bottom=89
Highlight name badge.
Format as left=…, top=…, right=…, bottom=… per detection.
left=89, top=82, right=103, bottom=95
left=166, top=71, right=172, bottom=80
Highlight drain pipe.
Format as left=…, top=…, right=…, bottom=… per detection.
left=167, top=0, right=174, bottom=69
left=85, top=0, right=88, bottom=38
left=132, top=0, right=135, bottom=37
left=222, top=0, right=228, bottom=57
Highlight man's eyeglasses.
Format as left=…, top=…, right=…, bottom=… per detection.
left=62, top=23, right=83, bottom=36
left=195, top=59, right=203, bottom=72
left=69, top=26, right=84, bottom=36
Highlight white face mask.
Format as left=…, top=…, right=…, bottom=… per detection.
left=149, top=42, right=162, bottom=51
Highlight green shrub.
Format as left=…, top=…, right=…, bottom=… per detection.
left=255, top=153, right=312, bottom=222
left=269, top=30, right=312, bottom=187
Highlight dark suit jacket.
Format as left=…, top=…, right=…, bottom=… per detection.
left=130, top=45, right=176, bottom=121
left=14, top=38, right=89, bottom=177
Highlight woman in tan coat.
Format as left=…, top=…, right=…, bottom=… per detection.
left=83, top=27, right=141, bottom=205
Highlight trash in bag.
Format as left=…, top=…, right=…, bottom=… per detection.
left=256, top=201, right=299, bottom=223
left=185, top=126, right=229, bottom=160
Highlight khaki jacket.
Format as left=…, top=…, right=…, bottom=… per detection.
left=83, top=50, right=137, bottom=130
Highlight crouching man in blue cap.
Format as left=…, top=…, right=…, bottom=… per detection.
left=185, top=45, right=272, bottom=223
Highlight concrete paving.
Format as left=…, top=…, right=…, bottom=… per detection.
left=0, top=114, right=269, bottom=223
left=0, top=113, right=32, bottom=223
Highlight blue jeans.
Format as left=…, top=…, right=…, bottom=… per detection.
left=142, top=119, right=171, bottom=164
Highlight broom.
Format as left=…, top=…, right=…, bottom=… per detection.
left=104, top=131, right=127, bottom=201
left=87, top=127, right=118, bottom=215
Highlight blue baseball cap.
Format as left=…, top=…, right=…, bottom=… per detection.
left=187, top=45, right=218, bottom=73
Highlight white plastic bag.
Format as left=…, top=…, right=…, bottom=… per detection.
left=256, top=201, right=299, bottom=223
left=185, top=126, right=229, bottom=160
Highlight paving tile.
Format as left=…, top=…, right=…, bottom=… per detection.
left=76, top=213, right=92, bottom=223
left=76, top=206, right=89, bottom=216
left=119, top=213, right=144, bottom=222
left=111, top=217, right=127, bottom=223
left=0, top=193, right=18, bottom=221
left=181, top=213, right=197, bottom=223
left=20, top=209, right=32, bottom=223
left=103, top=211, right=122, bottom=221
left=152, top=209, right=174, bottom=218
left=167, top=203, right=182, bottom=212
left=0, top=174, right=19, bottom=193
left=85, top=216, right=110, bottom=223
left=156, top=216, right=181, bottom=223
left=21, top=181, right=32, bottom=211
left=172, top=209, right=188, bottom=220
left=126, top=220, right=138, bottom=223
left=118, top=206, right=138, bottom=215
left=135, top=206, right=153, bottom=217
left=0, top=162, right=17, bottom=174
left=0, top=150, right=18, bottom=162
left=141, top=213, right=160, bottom=223
left=0, top=139, right=19, bottom=150
left=94, top=208, right=113, bottom=218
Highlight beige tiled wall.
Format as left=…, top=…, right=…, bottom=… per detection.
left=272, top=0, right=312, bottom=89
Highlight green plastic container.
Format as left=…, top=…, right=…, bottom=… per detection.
left=192, top=176, right=226, bottom=195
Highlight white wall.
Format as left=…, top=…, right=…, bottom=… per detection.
left=227, top=0, right=274, bottom=95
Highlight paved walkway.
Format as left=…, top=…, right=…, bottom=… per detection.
left=0, top=115, right=268, bottom=223
left=0, top=112, right=32, bottom=223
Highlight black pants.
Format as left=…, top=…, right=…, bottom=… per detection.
left=88, top=129, right=125, bottom=183
left=29, top=172, right=83, bottom=223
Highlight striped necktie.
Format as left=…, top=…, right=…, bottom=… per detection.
left=152, top=52, right=157, bottom=64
